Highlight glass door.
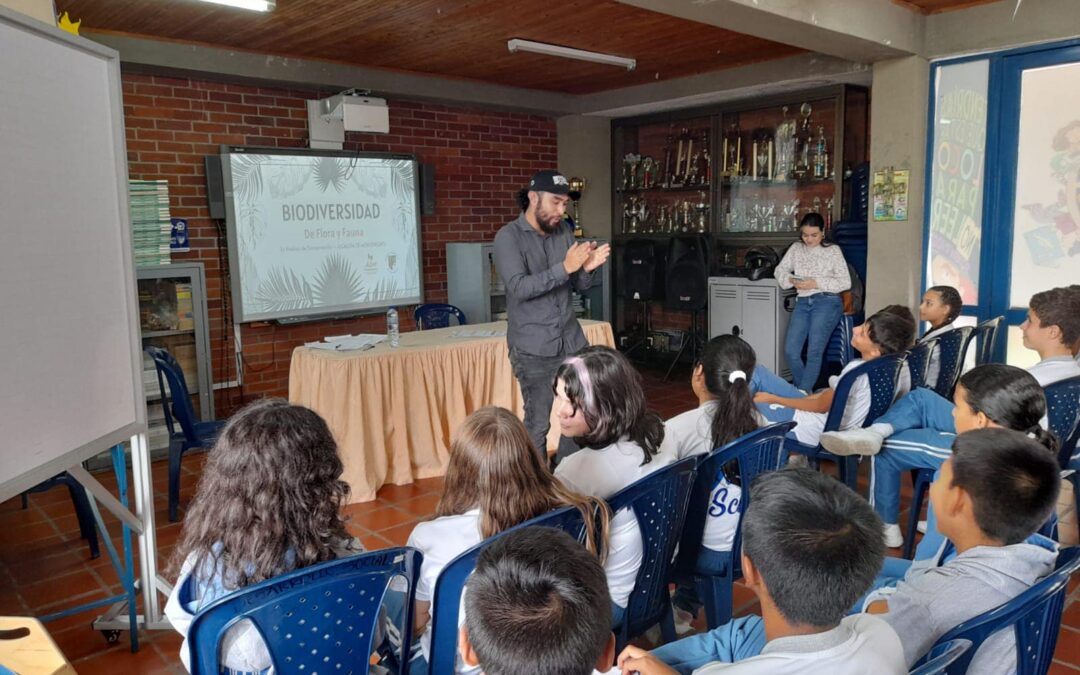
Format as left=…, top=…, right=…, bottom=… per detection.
left=990, top=44, right=1080, bottom=366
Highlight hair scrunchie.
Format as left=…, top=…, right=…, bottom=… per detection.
left=728, top=370, right=747, bottom=384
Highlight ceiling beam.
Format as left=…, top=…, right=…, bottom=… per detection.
left=615, top=0, right=924, bottom=62
left=577, top=53, right=871, bottom=117
left=85, top=31, right=581, bottom=117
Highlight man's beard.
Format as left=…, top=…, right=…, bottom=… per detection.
left=536, top=208, right=563, bottom=233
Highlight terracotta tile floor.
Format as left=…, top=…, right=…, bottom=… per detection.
left=1, top=364, right=1077, bottom=672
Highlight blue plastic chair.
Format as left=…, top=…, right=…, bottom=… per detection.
left=186, top=547, right=422, bottom=675
left=786, top=352, right=907, bottom=491
left=413, top=303, right=467, bottom=330
left=608, top=456, right=698, bottom=653
left=928, top=327, right=972, bottom=400
left=905, top=375, right=1080, bottom=556
left=20, top=472, right=99, bottom=558
left=825, top=314, right=855, bottom=369
left=145, top=347, right=226, bottom=522
left=915, top=546, right=1080, bottom=674
left=673, top=422, right=796, bottom=629
left=906, top=338, right=939, bottom=392
left=427, top=506, right=589, bottom=673
left=960, top=316, right=1004, bottom=368
left=908, top=639, right=972, bottom=675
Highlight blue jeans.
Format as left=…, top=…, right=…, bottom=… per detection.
left=785, top=293, right=844, bottom=392
left=869, top=388, right=957, bottom=524
left=651, top=615, right=767, bottom=674
left=750, top=365, right=803, bottom=440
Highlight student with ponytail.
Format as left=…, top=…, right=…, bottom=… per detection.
left=660, top=335, right=766, bottom=629
left=850, top=364, right=1058, bottom=550
left=553, top=346, right=674, bottom=627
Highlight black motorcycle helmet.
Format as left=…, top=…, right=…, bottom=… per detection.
left=744, top=246, right=779, bottom=281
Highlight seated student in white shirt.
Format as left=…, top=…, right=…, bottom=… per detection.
left=164, top=399, right=365, bottom=675
left=661, top=335, right=765, bottom=630
left=616, top=468, right=905, bottom=675
left=553, top=346, right=675, bottom=628
left=460, top=526, right=619, bottom=675
left=916, top=285, right=964, bottom=391
left=400, top=406, right=610, bottom=674
left=751, top=305, right=917, bottom=448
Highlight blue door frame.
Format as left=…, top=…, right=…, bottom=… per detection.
left=923, top=38, right=1080, bottom=361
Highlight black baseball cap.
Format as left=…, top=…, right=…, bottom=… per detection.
left=527, top=170, right=570, bottom=196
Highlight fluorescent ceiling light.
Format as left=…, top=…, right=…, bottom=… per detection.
left=507, top=39, right=636, bottom=71
left=196, top=0, right=275, bottom=11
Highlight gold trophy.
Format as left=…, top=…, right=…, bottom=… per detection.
left=568, top=176, right=585, bottom=237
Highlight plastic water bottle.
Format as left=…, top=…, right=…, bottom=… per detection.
left=386, top=307, right=400, bottom=348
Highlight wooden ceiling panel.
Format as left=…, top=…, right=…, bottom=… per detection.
left=55, top=0, right=805, bottom=93
left=893, top=0, right=1004, bottom=14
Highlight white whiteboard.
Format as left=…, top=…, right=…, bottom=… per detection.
left=0, top=7, right=145, bottom=503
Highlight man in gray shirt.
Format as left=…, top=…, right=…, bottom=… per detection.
left=493, top=170, right=610, bottom=463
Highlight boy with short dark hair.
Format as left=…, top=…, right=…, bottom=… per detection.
left=864, top=428, right=1061, bottom=673
left=459, top=526, right=616, bottom=675
left=617, top=468, right=905, bottom=674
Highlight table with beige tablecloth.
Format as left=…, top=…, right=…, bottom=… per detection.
left=289, top=320, right=614, bottom=503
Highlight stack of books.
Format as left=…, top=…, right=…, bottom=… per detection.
left=129, top=179, right=173, bottom=266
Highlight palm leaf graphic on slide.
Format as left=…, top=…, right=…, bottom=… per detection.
left=231, top=154, right=264, bottom=204
left=387, top=159, right=414, bottom=202
left=366, top=276, right=400, bottom=303
left=253, top=268, right=313, bottom=312
left=313, top=253, right=364, bottom=305
left=313, top=156, right=349, bottom=192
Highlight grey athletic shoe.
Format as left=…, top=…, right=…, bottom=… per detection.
left=819, top=429, right=886, bottom=456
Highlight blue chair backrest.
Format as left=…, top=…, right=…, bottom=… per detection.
left=675, top=422, right=796, bottom=579
left=906, top=339, right=938, bottom=391
left=1044, top=375, right=1080, bottom=470
left=908, top=639, right=972, bottom=675
left=930, top=327, right=972, bottom=399
left=187, top=547, right=422, bottom=675
left=962, top=316, right=1003, bottom=367
left=822, top=352, right=906, bottom=434
left=427, top=506, right=588, bottom=674
left=145, top=346, right=199, bottom=445
left=608, top=457, right=698, bottom=642
left=927, top=546, right=1080, bottom=675
left=414, top=303, right=467, bottom=330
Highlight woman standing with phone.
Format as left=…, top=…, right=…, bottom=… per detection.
left=774, top=212, right=851, bottom=392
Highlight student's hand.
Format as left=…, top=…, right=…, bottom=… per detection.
left=563, top=242, right=591, bottom=275
left=793, top=278, right=818, bottom=290
left=584, top=243, right=611, bottom=272
left=617, top=645, right=678, bottom=675
left=754, top=391, right=778, bottom=404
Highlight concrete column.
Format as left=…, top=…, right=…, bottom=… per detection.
left=866, top=55, right=930, bottom=312
left=557, top=115, right=612, bottom=240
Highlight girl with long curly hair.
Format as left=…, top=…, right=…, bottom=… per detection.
left=400, top=406, right=609, bottom=674
left=551, top=345, right=673, bottom=628
left=164, top=398, right=358, bottom=674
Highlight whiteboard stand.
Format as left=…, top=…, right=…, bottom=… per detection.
left=62, top=434, right=172, bottom=638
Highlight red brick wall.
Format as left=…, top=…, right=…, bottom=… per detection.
left=121, top=72, right=557, bottom=415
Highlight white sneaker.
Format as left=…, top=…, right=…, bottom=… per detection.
left=820, top=429, right=886, bottom=456
left=883, top=523, right=903, bottom=549
left=917, top=520, right=928, bottom=534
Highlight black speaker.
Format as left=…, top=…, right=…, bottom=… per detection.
left=665, top=235, right=709, bottom=311
left=204, top=155, right=227, bottom=219
left=420, top=163, right=436, bottom=215
left=619, top=239, right=664, bottom=301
